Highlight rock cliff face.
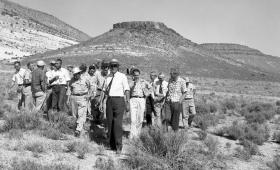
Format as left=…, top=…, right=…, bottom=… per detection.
left=27, top=21, right=280, bottom=82
left=0, top=0, right=91, bottom=60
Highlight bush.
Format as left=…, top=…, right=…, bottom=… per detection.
left=197, top=130, right=207, bottom=140
left=25, top=142, right=45, bottom=154
left=2, top=112, right=43, bottom=132
left=195, top=104, right=210, bottom=115
left=10, top=158, right=76, bottom=170
left=204, top=136, right=219, bottom=155
left=8, top=129, right=23, bottom=140
left=65, top=141, right=90, bottom=159
left=242, top=102, right=276, bottom=123
left=222, top=122, right=270, bottom=145
left=273, top=132, right=280, bottom=143
left=234, top=147, right=252, bottom=161
left=222, top=100, right=236, bottom=110
left=95, top=157, right=115, bottom=170
left=193, top=114, right=218, bottom=131
left=48, top=111, right=76, bottom=134
left=276, top=101, right=280, bottom=106
left=124, top=127, right=225, bottom=170
left=209, top=104, right=218, bottom=113
left=267, top=155, right=280, bottom=170
left=40, top=128, right=64, bottom=140
left=244, top=111, right=267, bottom=124
left=240, top=140, right=259, bottom=156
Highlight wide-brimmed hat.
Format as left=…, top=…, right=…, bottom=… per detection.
left=72, top=67, right=81, bottom=74
left=37, top=60, right=45, bottom=66
left=110, top=59, right=119, bottom=65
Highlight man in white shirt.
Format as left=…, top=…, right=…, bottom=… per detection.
left=182, top=77, right=196, bottom=128
left=22, top=62, right=35, bottom=111
left=45, top=60, right=56, bottom=114
left=153, top=72, right=168, bottom=127
left=11, top=61, right=27, bottom=110
left=101, top=59, right=130, bottom=153
left=50, top=59, right=71, bottom=112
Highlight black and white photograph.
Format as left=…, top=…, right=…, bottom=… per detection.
left=0, top=0, right=279, bottom=169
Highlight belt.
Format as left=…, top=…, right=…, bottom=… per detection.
left=53, top=84, right=67, bottom=87
left=108, top=96, right=123, bottom=98
left=131, top=96, right=144, bottom=98
left=72, top=92, right=88, bottom=96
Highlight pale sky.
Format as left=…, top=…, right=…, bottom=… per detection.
left=11, top=0, right=280, bottom=57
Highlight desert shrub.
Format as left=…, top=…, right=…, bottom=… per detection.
left=194, top=113, right=218, bottom=131
left=10, top=158, right=76, bottom=170
left=65, top=141, right=90, bottom=159
left=7, top=91, right=17, bottom=100
left=234, top=147, right=252, bottom=161
left=222, top=100, right=236, bottom=110
left=195, top=103, right=210, bottom=115
left=223, top=122, right=269, bottom=145
left=240, top=140, right=259, bottom=156
left=276, top=107, right=280, bottom=115
left=48, top=111, right=76, bottom=134
left=40, top=127, right=64, bottom=140
left=209, top=103, right=218, bottom=113
left=124, top=127, right=225, bottom=170
left=25, top=142, right=45, bottom=154
left=8, top=129, right=23, bottom=140
left=95, top=157, right=115, bottom=170
left=267, top=155, right=280, bottom=170
left=244, top=111, right=267, bottom=124
left=204, top=136, right=219, bottom=155
left=197, top=130, right=207, bottom=140
left=273, top=132, right=280, bottom=143
left=2, top=112, right=43, bottom=132
left=276, top=101, right=280, bottom=106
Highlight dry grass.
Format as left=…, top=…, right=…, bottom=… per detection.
left=65, top=141, right=90, bottom=159
left=267, top=155, right=280, bottom=170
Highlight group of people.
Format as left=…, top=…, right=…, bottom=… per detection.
left=11, top=58, right=196, bottom=153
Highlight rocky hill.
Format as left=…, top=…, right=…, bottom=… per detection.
left=201, top=43, right=280, bottom=75
left=0, top=0, right=91, bottom=60
left=27, top=21, right=280, bottom=81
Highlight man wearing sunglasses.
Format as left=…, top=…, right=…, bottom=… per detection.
left=165, top=68, right=187, bottom=131
left=101, top=59, right=130, bottom=153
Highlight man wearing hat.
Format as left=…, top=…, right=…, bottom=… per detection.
left=44, top=60, right=57, bottom=114
left=101, top=59, right=130, bottom=153
left=153, top=72, right=168, bottom=127
left=69, top=67, right=92, bottom=137
left=182, top=77, right=196, bottom=128
left=129, top=68, right=152, bottom=138
left=31, top=60, right=47, bottom=111
left=164, top=68, right=187, bottom=131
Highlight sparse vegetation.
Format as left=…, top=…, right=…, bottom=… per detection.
left=273, top=132, right=280, bottom=143
left=8, top=129, right=23, bottom=140
left=94, top=157, right=115, bottom=170
left=40, top=127, right=64, bottom=140
left=10, top=158, right=77, bottom=170
left=25, top=141, right=45, bottom=154
left=65, top=141, right=90, bottom=159
left=267, top=155, right=280, bottom=170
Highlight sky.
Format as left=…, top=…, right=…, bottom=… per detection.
left=10, top=0, right=280, bottom=56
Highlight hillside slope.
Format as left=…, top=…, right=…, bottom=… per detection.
left=0, top=0, right=91, bottom=60
left=201, top=43, right=280, bottom=75
left=27, top=21, right=280, bottom=81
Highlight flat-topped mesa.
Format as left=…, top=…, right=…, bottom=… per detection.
left=113, top=21, right=166, bottom=30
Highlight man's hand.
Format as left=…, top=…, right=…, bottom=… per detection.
left=125, top=101, right=130, bottom=112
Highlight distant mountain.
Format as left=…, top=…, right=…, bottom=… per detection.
left=201, top=43, right=280, bottom=75
left=27, top=21, right=280, bottom=81
left=0, top=0, right=91, bottom=60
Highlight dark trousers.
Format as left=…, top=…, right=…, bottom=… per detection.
left=91, top=96, right=104, bottom=123
left=51, top=85, right=67, bottom=112
left=106, top=97, right=125, bottom=151
left=145, top=96, right=155, bottom=126
left=170, top=102, right=181, bottom=131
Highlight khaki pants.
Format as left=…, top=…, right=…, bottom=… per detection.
left=130, top=98, right=146, bottom=139
left=22, top=86, right=34, bottom=111
left=153, top=103, right=163, bottom=128
left=34, top=91, right=46, bottom=112
left=182, top=98, right=196, bottom=126
left=71, top=95, right=87, bottom=132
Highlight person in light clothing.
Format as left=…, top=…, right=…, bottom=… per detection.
left=50, top=59, right=71, bottom=112
left=129, top=68, right=152, bottom=138
left=22, top=62, right=35, bottom=111
left=182, top=77, right=196, bottom=127
left=31, top=60, right=47, bottom=111
left=44, top=60, right=56, bottom=114
left=69, top=67, right=92, bottom=137
left=11, top=61, right=28, bottom=110
left=153, top=72, right=168, bottom=127
left=101, top=59, right=130, bottom=153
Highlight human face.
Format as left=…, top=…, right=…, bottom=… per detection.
left=132, top=71, right=140, bottom=81
left=170, top=72, right=179, bottom=80
left=74, top=73, right=81, bottom=80
left=14, top=63, right=21, bottom=72
left=55, top=61, right=62, bottom=69
left=158, top=77, right=164, bottom=82
left=88, top=68, right=96, bottom=76
left=28, top=63, right=35, bottom=71
left=110, top=63, right=119, bottom=74
left=150, top=74, right=157, bottom=81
